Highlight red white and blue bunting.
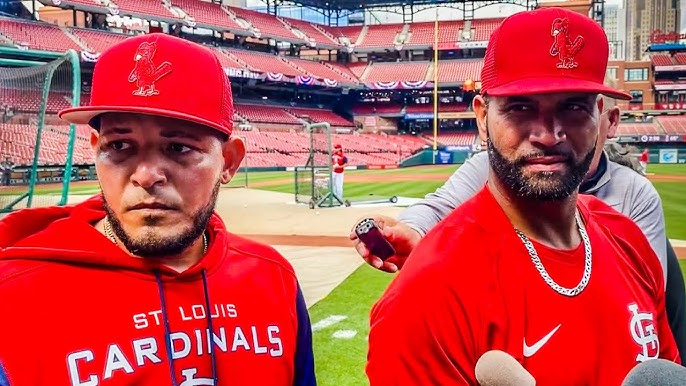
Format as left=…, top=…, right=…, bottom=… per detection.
left=296, top=75, right=314, bottom=85
left=80, top=51, right=101, bottom=62
left=323, top=78, right=339, bottom=87
left=266, top=72, right=284, bottom=82
left=367, top=81, right=433, bottom=90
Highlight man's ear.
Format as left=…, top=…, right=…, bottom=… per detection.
left=605, top=106, right=620, bottom=139
left=473, top=95, right=489, bottom=143
left=89, top=128, right=100, bottom=152
left=220, top=136, right=246, bottom=184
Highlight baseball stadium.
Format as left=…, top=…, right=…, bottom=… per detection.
left=0, top=0, right=685, bottom=383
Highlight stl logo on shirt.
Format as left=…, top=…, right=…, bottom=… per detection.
left=628, top=303, right=659, bottom=362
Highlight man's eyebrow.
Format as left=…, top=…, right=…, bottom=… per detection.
left=160, top=129, right=202, bottom=141
left=563, top=96, right=596, bottom=104
left=503, top=96, right=536, bottom=104
left=101, top=127, right=132, bottom=135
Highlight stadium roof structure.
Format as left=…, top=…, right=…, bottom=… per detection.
left=286, top=0, right=484, bottom=10
left=266, top=0, right=539, bottom=23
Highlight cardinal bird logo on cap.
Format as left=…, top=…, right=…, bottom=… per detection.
left=550, top=18, right=585, bottom=69
left=128, top=41, right=173, bottom=97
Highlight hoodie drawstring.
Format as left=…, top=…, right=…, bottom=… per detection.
left=155, top=269, right=179, bottom=386
left=201, top=269, right=218, bottom=384
left=154, top=269, right=218, bottom=386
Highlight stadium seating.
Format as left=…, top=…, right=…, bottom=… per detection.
left=109, top=0, right=181, bottom=21
left=322, top=61, right=360, bottom=82
left=615, top=123, right=662, bottom=136
left=0, top=18, right=82, bottom=52
left=0, top=18, right=488, bottom=84
left=424, top=132, right=476, bottom=146
left=361, top=61, right=430, bottom=82
left=674, top=53, right=686, bottom=66
left=2, top=89, right=73, bottom=114
left=0, top=123, right=94, bottom=166
left=656, top=116, right=686, bottom=135
left=287, top=107, right=353, bottom=127
left=69, top=28, right=129, bottom=53
left=172, top=0, right=245, bottom=31
left=213, top=48, right=245, bottom=69
left=228, top=50, right=301, bottom=76
left=406, top=20, right=463, bottom=48
left=437, top=59, right=483, bottom=83
left=337, top=26, right=364, bottom=45
left=231, top=7, right=298, bottom=42
left=470, top=19, right=501, bottom=41
left=358, top=24, right=404, bottom=47
left=284, top=58, right=354, bottom=82
left=235, top=104, right=301, bottom=124
left=281, top=17, right=341, bottom=47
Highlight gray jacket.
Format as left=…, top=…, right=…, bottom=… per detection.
left=398, top=151, right=668, bottom=281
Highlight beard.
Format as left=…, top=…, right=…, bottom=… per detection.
left=487, top=137, right=595, bottom=201
left=103, top=180, right=220, bottom=257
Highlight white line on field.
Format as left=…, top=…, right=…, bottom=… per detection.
left=312, top=315, right=347, bottom=331
left=332, top=330, right=357, bottom=339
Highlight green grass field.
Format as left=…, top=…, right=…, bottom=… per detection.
left=235, top=163, right=686, bottom=386
left=14, top=162, right=686, bottom=385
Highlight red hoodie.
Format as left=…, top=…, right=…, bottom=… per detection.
left=0, top=195, right=315, bottom=386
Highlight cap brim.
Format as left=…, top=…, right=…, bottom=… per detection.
left=486, top=77, right=633, bottom=101
left=58, top=105, right=231, bottom=136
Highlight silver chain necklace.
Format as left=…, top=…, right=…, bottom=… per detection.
left=514, top=211, right=592, bottom=297
left=103, top=217, right=208, bottom=255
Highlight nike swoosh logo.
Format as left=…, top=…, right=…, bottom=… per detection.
left=523, top=324, right=561, bottom=358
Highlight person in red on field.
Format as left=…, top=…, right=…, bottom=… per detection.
left=366, top=8, right=679, bottom=386
left=0, top=33, right=315, bottom=386
left=331, top=143, right=347, bottom=201
left=640, top=147, right=649, bottom=175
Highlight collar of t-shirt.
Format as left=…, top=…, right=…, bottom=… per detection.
left=579, top=151, right=609, bottom=195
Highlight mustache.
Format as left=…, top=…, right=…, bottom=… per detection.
left=123, top=197, right=180, bottom=211
left=516, top=149, right=574, bottom=163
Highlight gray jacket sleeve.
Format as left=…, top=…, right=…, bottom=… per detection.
left=629, top=178, right=668, bottom=282
left=397, top=151, right=489, bottom=236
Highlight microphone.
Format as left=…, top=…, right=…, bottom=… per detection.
left=622, top=359, right=686, bottom=386
left=475, top=350, right=536, bottom=386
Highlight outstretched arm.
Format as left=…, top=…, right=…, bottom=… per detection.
left=398, top=151, right=489, bottom=236
left=350, top=152, right=490, bottom=273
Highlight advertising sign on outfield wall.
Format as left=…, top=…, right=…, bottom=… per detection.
left=659, top=149, right=678, bottom=163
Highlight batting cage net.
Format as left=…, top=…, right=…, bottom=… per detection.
left=0, top=48, right=81, bottom=214
left=294, top=122, right=345, bottom=209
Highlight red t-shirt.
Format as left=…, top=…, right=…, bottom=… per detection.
left=640, top=151, right=649, bottom=163
left=367, top=186, right=679, bottom=385
left=332, top=154, right=347, bottom=174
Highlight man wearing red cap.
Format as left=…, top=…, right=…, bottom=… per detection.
left=0, top=34, right=315, bottom=385
left=331, top=143, right=347, bottom=201
left=367, top=8, right=679, bottom=385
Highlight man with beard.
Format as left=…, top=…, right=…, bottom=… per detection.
left=352, top=78, right=686, bottom=362
left=0, top=34, right=315, bottom=386
left=366, top=8, right=679, bottom=385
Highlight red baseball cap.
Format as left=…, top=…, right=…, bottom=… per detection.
left=59, top=33, right=234, bottom=136
left=334, top=144, right=342, bottom=149
left=480, top=7, right=632, bottom=100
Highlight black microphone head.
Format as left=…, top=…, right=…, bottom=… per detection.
left=475, top=350, right=536, bottom=386
left=622, top=359, right=686, bottom=386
